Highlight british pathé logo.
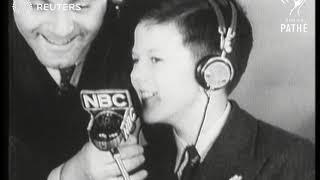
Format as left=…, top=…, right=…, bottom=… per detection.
left=281, top=0, right=306, bottom=17
left=280, top=0, right=308, bottom=33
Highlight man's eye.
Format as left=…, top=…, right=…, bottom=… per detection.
left=77, top=4, right=90, bottom=9
left=30, top=0, right=45, bottom=4
left=31, top=4, right=38, bottom=9
left=151, top=57, right=162, bottom=63
left=76, top=0, right=91, bottom=9
left=71, top=3, right=90, bottom=12
left=30, top=1, right=43, bottom=9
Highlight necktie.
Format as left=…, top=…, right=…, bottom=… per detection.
left=59, top=65, right=75, bottom=93
left=180, top=146, right=201, bottom=180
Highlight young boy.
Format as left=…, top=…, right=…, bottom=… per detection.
left=130, top=0, right=315, bottom=179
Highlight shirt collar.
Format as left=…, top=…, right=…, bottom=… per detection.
left=173, top=101, right=231, bottom=171
left=174, top=129, right=189, bottom=172
left=70, top=62, right=84, bottom=87
left=46, top=62, right=84, bottom=88
left=196, top=101, right=231, bottom=160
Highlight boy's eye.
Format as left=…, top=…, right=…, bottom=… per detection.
left=132, top=58, right=139, bottom=64
left=150, top=57, right=162, bottom=63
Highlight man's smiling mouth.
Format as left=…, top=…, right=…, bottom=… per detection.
left=41, top=34, right=77, bottom=46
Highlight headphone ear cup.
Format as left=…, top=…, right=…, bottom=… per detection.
left=195, top=56, right=211, bottom=89
left=196, top=56, right=233, bottom=90
left=204, top=60, right=232, bottom=89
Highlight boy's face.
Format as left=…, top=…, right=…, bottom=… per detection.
left=13, top=0, right=107, bottom=69
left=131, top=22, right=203, bottom=125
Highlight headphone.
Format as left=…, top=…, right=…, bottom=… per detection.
left=195, top=0, right=238, bottom=91
left=177, top=2, right=239, bottom=176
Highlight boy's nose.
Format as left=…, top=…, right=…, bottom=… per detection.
left=130, top=61, right=150, bottom=87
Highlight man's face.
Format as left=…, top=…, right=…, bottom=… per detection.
left=131, top=22, right=204, bottom=125
left=13, top=0, right=107, bottom=69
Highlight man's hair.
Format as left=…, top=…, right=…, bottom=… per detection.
left=138, top=0, right=253, bottom=94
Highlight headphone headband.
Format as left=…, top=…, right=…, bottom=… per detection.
left=195, top=0, right=238, bottom=90
left=207, top=0, right=226, bottom=34
left=207, top=0, right=238, bottom=57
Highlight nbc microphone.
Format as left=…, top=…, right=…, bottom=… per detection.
left=80, top=89, right=138, bottom=180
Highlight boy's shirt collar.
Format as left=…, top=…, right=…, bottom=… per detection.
left=173, top=101, right=231, bottom=173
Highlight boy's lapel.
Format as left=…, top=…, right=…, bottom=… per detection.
left=198, top=100, right=267, bottom=180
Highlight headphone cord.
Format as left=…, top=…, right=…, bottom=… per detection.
left=194, top=92, right=211, bottom=146
left=175, top=93, right=210, bottom=174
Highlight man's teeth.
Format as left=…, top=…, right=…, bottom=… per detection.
left=42, top=35, right=74, bottom=45
left=141, top=91, right=156, bottom=98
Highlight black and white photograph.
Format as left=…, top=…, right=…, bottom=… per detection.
left=9, top=0, right=315, bottom=180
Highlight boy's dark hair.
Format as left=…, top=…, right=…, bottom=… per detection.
left=138, top=0, right=253, bottom=94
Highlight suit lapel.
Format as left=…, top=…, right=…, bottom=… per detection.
left=198, top=100, right=267, bottom=180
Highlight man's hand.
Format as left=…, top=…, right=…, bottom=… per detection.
left=82, top=135, right=147, bottom=180
left=49, top=135, right=147, bottom=180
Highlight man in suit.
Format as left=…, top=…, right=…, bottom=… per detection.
left=9, top=0, right=145, bottom=180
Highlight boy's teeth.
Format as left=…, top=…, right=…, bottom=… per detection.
left=141, top=92, right=155, bottom=98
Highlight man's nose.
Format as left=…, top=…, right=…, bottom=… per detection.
left=130, top=60, right=149, bottom=86
left=48, top=10, right=75, bottom=37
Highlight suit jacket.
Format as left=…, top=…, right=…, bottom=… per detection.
left=144, top=100, right=315, bottom=180
left=8, top=9, right=136, bottom=180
